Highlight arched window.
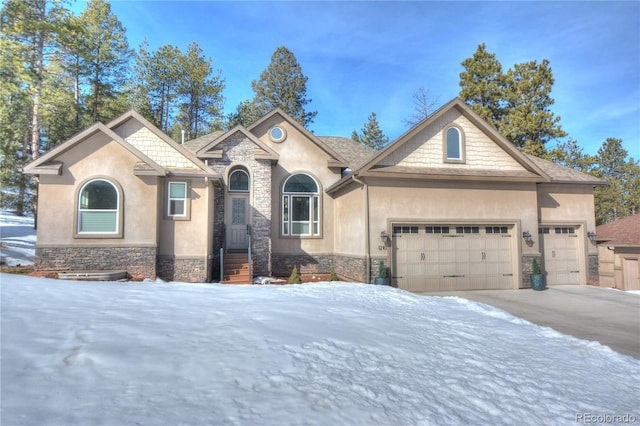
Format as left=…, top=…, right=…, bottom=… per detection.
left=77, top=179, right=120, bottom=235
left=282, top=173, right=320, bottom=236
left=444, top=126, right=465, bottom=162
left=229, top=169, right=250, bottom=192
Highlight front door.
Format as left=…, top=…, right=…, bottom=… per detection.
left=227, top=194, right=249, bottom=250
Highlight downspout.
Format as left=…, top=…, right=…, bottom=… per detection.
left=351, top=174, right=371, bottom=283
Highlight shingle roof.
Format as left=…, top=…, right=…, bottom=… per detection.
left=182, top=131, right=225, bottom=153
left=596, top=214, right=640, bottom=246
left=317, top=136, right=377, bottom=169
left=525, top=155, right=607, bottom=185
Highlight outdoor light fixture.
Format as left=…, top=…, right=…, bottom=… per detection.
left=587, top=231, right=597, bottom=242
left=522, top=231, right=533, bottom=243
left=380, top=230, right=390, bottom=244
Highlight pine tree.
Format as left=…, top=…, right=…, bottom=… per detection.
left=459, top=43, right=505, bottom=130
left=459, top=44, right=566, bottom=153
left=502, top=59, right=567, bottom=155
left=593, top=138, right=639, bottom=224
left=232, top=46, right=317, bottom=128
left=353, top=112, right=389, bottom=150
left=77, top=0, right=131, bottom=123
left=175, top=42, right=225, bottom=140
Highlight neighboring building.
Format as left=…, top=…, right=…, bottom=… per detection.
left=596, top=214, right=640, bottom=291
left=23, top=98, right=606, bottom=291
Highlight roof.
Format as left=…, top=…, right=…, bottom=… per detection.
left=317, top=136, right=377, bottom=169
left=182, top=131, right=225, bottom=152
left=596, top=214, right=640, bottom=246
left=525, top=155, right=607, bottom=185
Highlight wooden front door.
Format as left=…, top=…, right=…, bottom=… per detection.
left=227, top=194, right=249, bottom=250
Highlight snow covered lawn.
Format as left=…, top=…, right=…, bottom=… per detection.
left=0, top=211, right=35, bottom=267
left=2, top=274, right=638, bottom=425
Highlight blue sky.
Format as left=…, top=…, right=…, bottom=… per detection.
left=74, top=1, right=639, bottom=158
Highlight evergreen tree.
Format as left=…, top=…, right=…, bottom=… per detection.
left=77, top=0, right=131, bottom=123
left=592, top=138, right=639, bottom=224
left=459, top=44, right=566, bottom=153
left=502, top=60, right=567, bottom=155
left=232, top=46, right=316, bottom=128
left=353, top=112, right=389, bottom=150
left=459, top=43, right=505, bottom=130
left=174, top=42, right=225, bottom=140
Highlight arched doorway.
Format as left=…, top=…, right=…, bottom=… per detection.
left=226, top=168, right=250, bottom=251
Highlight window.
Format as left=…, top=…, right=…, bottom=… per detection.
left=393, top=226, right=419, bottom=235
left=269, top=126, right=287, bottom=143
left=444, top=126, right=465, bottom=162
left=229, top=169, right=249, bottom=192
left=282, top=173, right=320, bottom=236
left=168, top=182, right=187, bottom=217
left=486, top=226, right=509, bottom=234
left=456, top=226, right=479, bottom=234
left=425, top=226, right=450, bottom=234
left=77, top=179, right=120, bottom=235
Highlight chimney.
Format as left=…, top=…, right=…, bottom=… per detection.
left=181, top=129, right=185, bottom=144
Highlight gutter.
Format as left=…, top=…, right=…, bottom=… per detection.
left=351, top=174, right=371, bottom=283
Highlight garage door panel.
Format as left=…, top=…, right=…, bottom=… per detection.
left=541, top=227, right=580, bottom=285
left=394, top=224, right=514, bottom=291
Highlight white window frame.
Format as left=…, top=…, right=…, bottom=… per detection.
left=167, top=181, right=188, bottom=217
left=443, top=125, right=465, bottom=163
left=76, top=178, right=121, bottom=236
left=282, top=174, right=321, bottom=237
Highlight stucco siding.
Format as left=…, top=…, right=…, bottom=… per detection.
left=36, top=133, right=158, bottom=246
left=380, top=109, right=524, bottom=171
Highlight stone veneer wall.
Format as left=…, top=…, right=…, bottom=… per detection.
left=207, top=132, right=272, bottom=278
left=588, top=253, right=599, bottom=285
left=272, top=253, right=367, bottom=283
left=35, top=246, right=156, bottom=280
left=157, top=256, right=208, bottom=283
left=521, top=253, right=542, bottom=289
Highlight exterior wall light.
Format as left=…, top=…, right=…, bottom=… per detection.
left=587, top=231, right=597, bottom=242
left=380, top=230, right=390, bottom=244
left=522, top=231, right=533, bottom=243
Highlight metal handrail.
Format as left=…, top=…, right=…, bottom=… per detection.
left=247, top=224, right=252, bottom=282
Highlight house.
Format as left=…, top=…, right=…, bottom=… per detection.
left=23, top=98, right=606, bottom=291
left=595, top=214, right=640, bottom=291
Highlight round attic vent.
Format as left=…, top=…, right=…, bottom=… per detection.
left=269, top=126, right=286, bottom=143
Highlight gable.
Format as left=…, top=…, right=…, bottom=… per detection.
left=111, top=117, right=201, bottom=169
left=379, top=108, right=524, bottom=172
left=23, top=123, right=165, bottom=177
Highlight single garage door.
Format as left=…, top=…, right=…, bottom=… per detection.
left=393, top=224, right=514, bottom=292
left=540, top=226, right=580, bottom=285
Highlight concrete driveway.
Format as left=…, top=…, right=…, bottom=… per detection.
left=418, top=285, right=640, bottom=360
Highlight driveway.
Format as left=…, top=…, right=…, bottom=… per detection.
left=418, top=285, right=640, bottom=360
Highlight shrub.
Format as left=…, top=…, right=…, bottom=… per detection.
left=329, top=267, right=339, bottom=281
left=532, top=258, right=541, bottom=275
left=377, top=261, right=387, bottom=278
left=288, top=266, right=302, bottom=284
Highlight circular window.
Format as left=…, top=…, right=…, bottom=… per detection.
left=269, top=126, right=286, bottom=143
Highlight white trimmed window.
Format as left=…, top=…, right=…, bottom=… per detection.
left=168, top=182, right=188, bottom=217
left=444, top=126, right=465, bottom=162
left=78, top=179, right=120, bottom=234
left=282, top=173, right=320, bottom=236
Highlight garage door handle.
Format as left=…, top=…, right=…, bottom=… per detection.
left=443, top=275, right=465, bottom=278
left=571, top=270, right=580, bottom=273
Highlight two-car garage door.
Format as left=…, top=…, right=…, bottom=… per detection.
left=393, top=224, right=515, bottom=292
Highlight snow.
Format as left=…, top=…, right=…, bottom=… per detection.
left=0, top=211, right=35, bottom=266
left=2, top=274, right=639, bottom=425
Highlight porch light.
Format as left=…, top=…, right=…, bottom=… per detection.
left=380, top=230, right=390, bottom=244
left=587, top=231, right=597, bottom=242
left=522, top=231, right=533, bottom=243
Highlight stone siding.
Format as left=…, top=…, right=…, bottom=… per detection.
left=157, top=256, right=208, bottom=283
left=207, top=131, right=273, bottom=278
left=272, top=253, right=366, bottom=282
left=35, top=246, right=156, bottom=280
left=521, top=253, right=542, bottom=289
left=588, top=253, right=599, bottom=285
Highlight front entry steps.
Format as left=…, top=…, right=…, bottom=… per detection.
left=221, top=252, right=252, bottom=284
